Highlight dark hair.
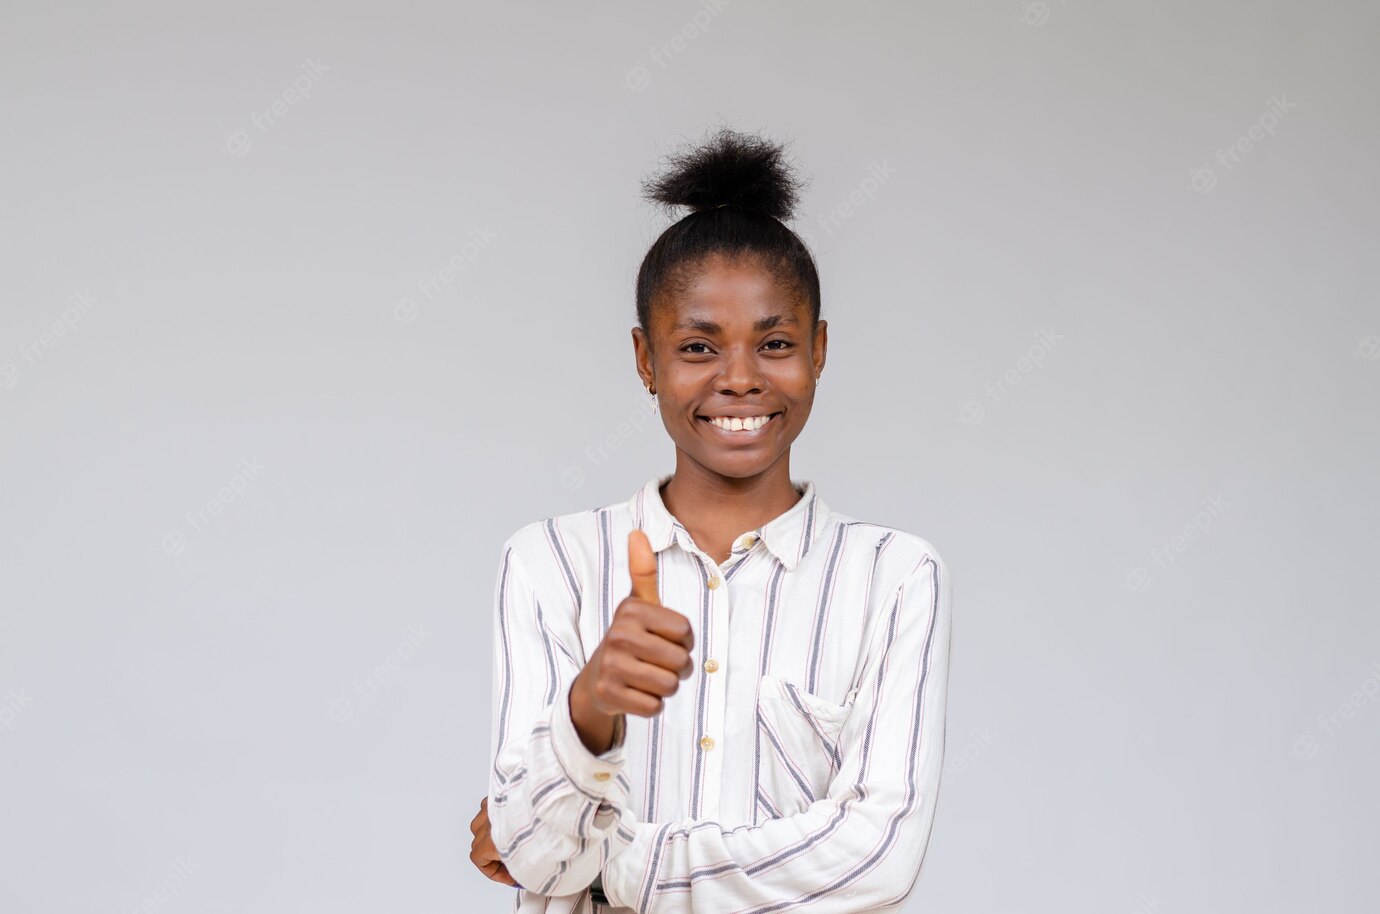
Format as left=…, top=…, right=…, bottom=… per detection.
left=635, top=126, right=821, bottom=337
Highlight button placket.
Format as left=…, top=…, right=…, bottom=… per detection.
left=700, top=555, right=729, bottom=815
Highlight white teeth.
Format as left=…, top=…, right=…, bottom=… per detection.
left=709, top=414, right=773, bottom=431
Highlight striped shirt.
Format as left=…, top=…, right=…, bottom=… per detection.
left=487, top=472, right=952, bottom=913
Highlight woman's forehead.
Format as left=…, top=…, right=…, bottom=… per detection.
left=654, top=257, right=809, bottom=331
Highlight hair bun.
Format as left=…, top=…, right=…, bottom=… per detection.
left=641, top=126, right=806, bottom=222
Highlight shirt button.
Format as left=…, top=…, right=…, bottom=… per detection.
left=593, top=771, right=611, bottom=781
left=699, top=736, right=715, bottom=751
left=703, top=658, right=720, bottom=673
left=742, top=534, right=758, bottom=547
left=707, top=575, right=721, bottom=589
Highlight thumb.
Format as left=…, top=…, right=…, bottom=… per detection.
left=628, top=528, right=660, bottom=604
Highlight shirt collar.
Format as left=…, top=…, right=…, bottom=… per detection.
left=628, top=472, right=830, bottom=571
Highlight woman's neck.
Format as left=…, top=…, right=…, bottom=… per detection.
left=659, top=460, right=802, bottom=565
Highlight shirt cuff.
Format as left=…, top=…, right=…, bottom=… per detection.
left=549, top=686, right=626, bottom=798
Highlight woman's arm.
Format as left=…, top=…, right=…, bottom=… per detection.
left=485, top=535, right=636, bottom=896
left=599, top=550, right=952, bottom=913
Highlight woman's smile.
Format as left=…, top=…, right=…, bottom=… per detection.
left=696, top=410, right=784, bottom=439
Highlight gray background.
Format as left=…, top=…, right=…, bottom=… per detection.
left=2, top=1, right=1376, bottom=911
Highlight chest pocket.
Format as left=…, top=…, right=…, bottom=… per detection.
left=754, top=673, right=859, bottom=821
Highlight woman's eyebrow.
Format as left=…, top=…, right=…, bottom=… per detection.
left=674, top=314, right=799, bottom=334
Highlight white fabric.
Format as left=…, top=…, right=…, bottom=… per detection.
left=487, top=473, right=952, bottom=913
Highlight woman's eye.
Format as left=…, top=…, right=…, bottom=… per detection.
left=681, top=340, right=791, bottom=354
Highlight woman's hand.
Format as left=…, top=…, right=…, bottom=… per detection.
left=475, top=532, right=688, bottom=884
left=568, top=529, right=695, bottom=753
left=469, top=796, right=518, bottom=887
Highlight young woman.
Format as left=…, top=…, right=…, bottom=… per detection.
left=470, top=128, right=952, bottom=913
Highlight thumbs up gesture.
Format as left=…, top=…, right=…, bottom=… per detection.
left=568, top=529, right=695, bottom=754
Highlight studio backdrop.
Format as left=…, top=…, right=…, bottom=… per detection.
left=1, top=1, right=1376, bottom=912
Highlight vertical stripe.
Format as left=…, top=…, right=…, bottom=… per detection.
left=644, top=714, right=663, bottom=821
left=638, top=822, right=676, bottom=912
left=493, top=546, right=516, bottom=787
left=806, top=525, right=849, bottom=694
left=533, top=600, right=558, bottom=707
left=598, top=507, right=613, bottom=637
left=642, top=547, right=666, bottom=823
left=751, top=560, right=787, bottom=825
left=688, top=556, right=712, bottom=819
left=793, top=490, right=818, bottom=567
left=543, top=517, right=582, bottom=608
left=848, top=530, right=892, bottom=694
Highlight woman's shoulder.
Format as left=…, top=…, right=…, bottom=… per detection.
left=824, top=508, right=948, bottom=577
left=495, top=491, right=633, bottom=567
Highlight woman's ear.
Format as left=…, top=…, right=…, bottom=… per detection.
left=632, top=325, right=654, bottom=389
left=812, top=318, right=828, bottom=377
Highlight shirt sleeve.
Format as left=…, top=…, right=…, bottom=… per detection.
left=599, top=548, right=952, bottom=913
left=486, top=537, right=638, bottom=898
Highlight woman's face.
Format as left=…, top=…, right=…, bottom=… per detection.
left=633, top=252, right=827, bottom=481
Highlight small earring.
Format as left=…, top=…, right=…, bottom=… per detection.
left=648, top=385, right=658, bottom=414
